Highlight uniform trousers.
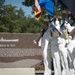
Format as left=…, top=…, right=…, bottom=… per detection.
left=58, top=37, right=71, bottom=75
left=41, top=28, right=52, bottom=75
left=41, top=39, right=51, bottom=75
left=51, top=37, right=62, bottom=75
left=67, top=39, right=75, bottom=75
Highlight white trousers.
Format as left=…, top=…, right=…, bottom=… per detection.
left=51, top=38, right=62, bottom=75
left=67, top=40, right=75, bottom=75
left=42, top=39, right=51, bottom=75
left=59, top=46, right=70, bottom=75
left=58, top=37, right=71, bottom=75
left=53, top=52, right=61, bottom=75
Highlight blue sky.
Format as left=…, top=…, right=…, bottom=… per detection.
left=4, top=0, right=33, bottom=17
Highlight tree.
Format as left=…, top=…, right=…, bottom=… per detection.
left=0, top=0, right=5, bottom=18
left=0, top=2, right=43, bottom=33
left=16, top=7, right=25, bottom=19
left=22, top=0, right=34, bottom=6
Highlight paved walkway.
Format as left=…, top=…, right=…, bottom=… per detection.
left=0, top=59, right=41, bottom=68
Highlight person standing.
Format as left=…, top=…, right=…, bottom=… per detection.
left=64, top=20, right=75, bottom=75
left=33, top=18, right=52, bottom=75
left=51, top=17, right=62, bottom=75
left=57, top=11, right=71, bottom=75
left=58, top=29, right=70, bottom=75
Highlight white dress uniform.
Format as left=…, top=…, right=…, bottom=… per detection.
left=58, top=36, right=70, bottom=75
left=51, top=31, right=62, bottom=75
left=40, top=27, right=52, bottom=75
left=64, top=21, right=75, bottom=75
left=51, top=19, right=62, bottom=75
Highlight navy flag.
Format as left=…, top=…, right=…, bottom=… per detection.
left=39, top=0, right=55, bottom=16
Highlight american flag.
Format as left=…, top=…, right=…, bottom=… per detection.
left=34, top=0, right=42, bottom=20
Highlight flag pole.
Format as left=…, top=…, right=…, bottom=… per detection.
left=65, top=9, right=69, bottom=42
left=55, top=0, right=61, bottom=37
left=48, top=14, right=53, bottom=71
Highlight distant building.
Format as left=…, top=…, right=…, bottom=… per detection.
left=0, top=33, right=43, bottom=69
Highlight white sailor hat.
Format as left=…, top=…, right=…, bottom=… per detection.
left=62, top=10, right=67, bottom=14
left=43, top=18, right=49, bottom=22
left=68, top=11, right=71, bottom=15
left=62, top=10, right=71, bottom=14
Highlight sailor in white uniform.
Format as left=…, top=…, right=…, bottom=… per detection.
left=51, top=17, right=62, bottom=75
left=40, top=19, right=52, bottom=75
left=58, top=25, right=70, bottom=75
left=33, top=18, right=52, bottom=75
left=57, top=10, right=71, bottom=75
left=64, top=20, right=75, bottom=75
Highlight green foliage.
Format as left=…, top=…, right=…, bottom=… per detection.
left=0, top=3, right=43, bottom=33
left=0, top=25, right=9, bottom=32
left=0, top=0, right=64, bottom=33
left=22, top=0, right=34, bottom=6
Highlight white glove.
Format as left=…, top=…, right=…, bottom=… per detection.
left=58, top=37, right=66, bottom=48
left=33, top=40, right=37, bottom=44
